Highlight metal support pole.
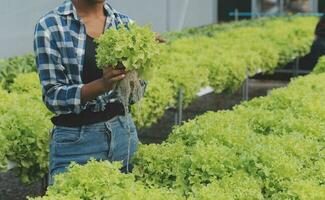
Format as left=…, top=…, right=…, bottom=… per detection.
left=245, top=77, right=249, bottom=101
left=178, top=87, right=184, bottom=125
left=215, top=0, right=219, bottom=23
left=293, top=57, right=300, bottom=77
left=174, top=111, right=178, bottom=125
left=235, top=9, right=239, bottom=21
left=310, top=0, right=318, bottom=13
left=175, top=87, right=184, bottom=125
left=242, top=68, right=249, bottom=101
left=166, top=0, right=171, bottom=32
left=279, top=0, right=285, bottom=15
left=178, top=0, right=190, bottom=31
left=251, top=0, right=258, bottom=19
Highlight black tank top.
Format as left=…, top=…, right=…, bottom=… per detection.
left=82, top=35, right=103, bottom=83
left=51, top=35, right=124, bottom=127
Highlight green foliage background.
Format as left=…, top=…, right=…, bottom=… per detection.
left=0, top=16, right=323, bottom=200
left=30, top=73, right=325, bottom=200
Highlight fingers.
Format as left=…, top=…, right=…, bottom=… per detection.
left=100, top=65, right=126, bottom=91
left=111, top=69, right=126, bottom=76
left=103, top=68, right=125, bottom=78
left=110, top=74, right=126, bottom=82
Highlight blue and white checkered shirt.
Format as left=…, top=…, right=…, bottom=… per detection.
left=34, top=0, right=134, bottom=115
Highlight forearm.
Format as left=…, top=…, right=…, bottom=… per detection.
left=80, top=67, right=126, bottom=104
left=81, top=78, right=107, bottom=104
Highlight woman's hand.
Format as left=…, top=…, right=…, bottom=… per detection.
left=101, top=66, right=126, bottom=91
left=81, top=66, right=125, bottom=104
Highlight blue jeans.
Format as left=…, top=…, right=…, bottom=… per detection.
left=48, top=114, right=138, bottom=185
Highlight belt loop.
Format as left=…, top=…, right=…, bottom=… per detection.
left=104, top=121, right=111, bottom=133
left=80, top=125, right=85, bottom=136
left=118, top=115, right=127, bottom=129
left=125, top=113, right=131, bottom=124
left=104, top=121, right=113, bottom=158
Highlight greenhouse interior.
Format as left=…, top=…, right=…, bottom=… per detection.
left=0, top=0, right=325, bottom=199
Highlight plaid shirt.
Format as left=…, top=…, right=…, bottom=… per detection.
left=34, top=0, right=136, bottom=115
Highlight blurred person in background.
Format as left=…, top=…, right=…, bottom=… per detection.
left=310, top=9, right=325, bottom=68
left=261, top=0, right=280, bottom=15
left=285, top=0, right=310, bottom=13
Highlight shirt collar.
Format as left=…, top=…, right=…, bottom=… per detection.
left=56, top=0, right=115, bottom=20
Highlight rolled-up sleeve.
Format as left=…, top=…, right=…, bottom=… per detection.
left=34, top=21, right=85, bottom=115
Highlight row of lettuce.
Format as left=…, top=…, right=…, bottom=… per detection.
left=0, top=73, right=52, bottom=183
left=0, top=16, right=318, bottom=128
left=163, top=16, right=288, bottom=41
left=137, top=16, right=316, bottom=127
left=0, top=16, right=319, bottom=184
left=30, top=66, right=325, bottom=199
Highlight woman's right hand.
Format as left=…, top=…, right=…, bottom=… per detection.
left=81, top=65, right=126, bottom=104
left=101, top=66, right=126, bottom=92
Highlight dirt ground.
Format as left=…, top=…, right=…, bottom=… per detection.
left=0, top=79, right=288, bottom=200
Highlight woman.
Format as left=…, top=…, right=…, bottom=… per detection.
left=310, top=10, right=325, bottom=68
left=34, top=0, right=149, bottom=185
